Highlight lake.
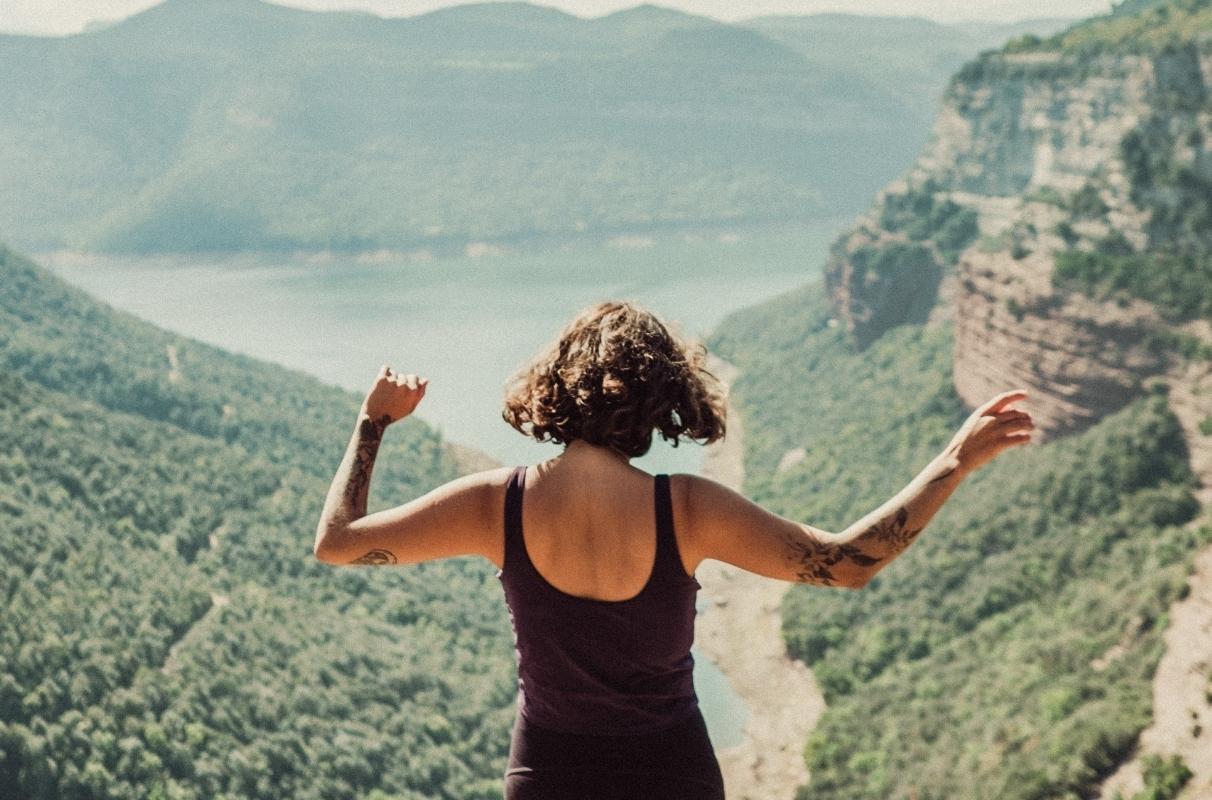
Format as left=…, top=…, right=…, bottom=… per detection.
left=40, top=218, right=843, bottom=748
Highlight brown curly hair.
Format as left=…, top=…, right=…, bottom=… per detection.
left=501, top=301, right=728, bottom=458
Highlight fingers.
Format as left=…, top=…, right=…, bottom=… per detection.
left=995, top=418, right=1034, bottom=434
left=1001, top=431, right=1033, bottom=447
left=379, top=368, right=428, bottom=392
left=981, top=389, right=1029, bottom=416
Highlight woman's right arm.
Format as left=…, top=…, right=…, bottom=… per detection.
left=685, top=390, right=1033, bottom=589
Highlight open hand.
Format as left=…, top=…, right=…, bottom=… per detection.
left=946, top=389, right=1034, bottom=474
left=361, top=365, right=428, bottom=425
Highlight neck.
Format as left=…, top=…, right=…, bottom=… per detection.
left=563, top=438, right=631, bottom=465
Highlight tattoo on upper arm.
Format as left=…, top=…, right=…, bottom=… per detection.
left=781, top=531, right=881, bottom=587
left=350, top=548, right=398, bottom=565
left=865, top=506, right=923, bottom=555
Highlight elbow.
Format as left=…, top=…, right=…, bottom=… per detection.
left=313, top=527, right=344, bottom=564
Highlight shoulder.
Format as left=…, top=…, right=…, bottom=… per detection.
left=665, top=471, right=789, bottom=556
left=438, top=464, right=518, bottom=508
left=666, top=471, right=740, bottom=512
left=663, top=472, right=735, bottom=560
left=410, top=464, right=519, bottom=530
left=432, top=465, right=519, bottom=568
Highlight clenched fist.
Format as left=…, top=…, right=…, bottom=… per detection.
left=945, top=389, right=1034, bottom=475
left=361, top=365, right=428, bottom=425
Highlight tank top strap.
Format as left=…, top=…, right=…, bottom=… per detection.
left=652, top=473, right=692, bottom=581
left=503, top=464, right=528, bottom=571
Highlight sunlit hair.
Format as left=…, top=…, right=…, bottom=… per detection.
left=502, top=300, right=728, bottom=458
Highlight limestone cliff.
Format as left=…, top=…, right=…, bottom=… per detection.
left=826, top=25, right=1212, bottom=439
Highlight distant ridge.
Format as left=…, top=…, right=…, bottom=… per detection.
left=0, top=1, right=1067, bottom=254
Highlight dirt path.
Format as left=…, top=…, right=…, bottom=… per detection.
left=695, top=354, right=825, bottom=800
left=1099, top=360, right=1212, bottom=800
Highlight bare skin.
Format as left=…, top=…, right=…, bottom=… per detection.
left=315, top=370, right=1033, bottom=596
left=683, top=390, right=1032, bottom=589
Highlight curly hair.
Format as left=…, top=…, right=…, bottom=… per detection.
left=501, top=300, right=729, bottom=459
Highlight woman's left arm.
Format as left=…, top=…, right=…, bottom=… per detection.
left=313, top=366, right=502, bottom=566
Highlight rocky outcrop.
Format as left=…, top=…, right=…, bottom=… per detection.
left=826, top=43, right=1212, bottom=438
left=951, top=246, right=1170, bottom=439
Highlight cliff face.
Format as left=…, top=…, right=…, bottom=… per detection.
left=826, top=41, right=1212, bottom=438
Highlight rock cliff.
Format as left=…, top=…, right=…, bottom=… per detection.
left=826, top=31, right=1212, bottom=439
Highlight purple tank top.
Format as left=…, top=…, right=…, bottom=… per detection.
left=496, top=465, right=703, bottom=736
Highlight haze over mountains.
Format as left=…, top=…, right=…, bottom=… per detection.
left=0, top=0, right=1072, bottom=254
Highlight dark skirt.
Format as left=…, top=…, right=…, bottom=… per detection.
left=504, top=707, right=725, bottom=800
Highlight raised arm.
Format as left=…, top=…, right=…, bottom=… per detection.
left=685, top=390, right=1033, bottom=589
left=315, top=366, right=434, bottom=564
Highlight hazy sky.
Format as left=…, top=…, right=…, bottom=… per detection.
left=3, top=0, right=1115, bottom=36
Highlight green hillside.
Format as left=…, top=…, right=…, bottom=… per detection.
left=1003, top=0, right=1212, bottom=55
left=707, top=281, right=1209, bottom=800
left=0, top=1, right=1062, bottom=255
left=0, top=244, right=515, bottom=799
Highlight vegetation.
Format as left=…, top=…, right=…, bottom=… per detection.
left=1070, top=183, right=1110, bottom=219
left=0, top=1, right=1027, bottom=255
left=952, top=2, right=1212, bottom=89
left=1115, top=754, right=1194, bottom=800
left=1054, top=250, right=1212, bottom=322
left=0, top=245, right=516, bottom=798
left=1031, top=0, right=1212, bottom=57
left=708, top=281, right=1210, bottom=800
left=1054, top=53, right=1212, bottom=324
left=878, top=180, right=980, bottom=265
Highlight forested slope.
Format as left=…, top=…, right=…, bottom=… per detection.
left=0, top=245, right=515, bottom=799
left=707, top=288, right=1209, bottom=799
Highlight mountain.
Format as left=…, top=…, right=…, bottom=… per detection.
left=0, top=242, right=515, bottom=799
left=706, top=0, right=1212, bottom=797
left=740, top=14, right=1077, bottom=101
left=0, top=1, right=1062, bottom=255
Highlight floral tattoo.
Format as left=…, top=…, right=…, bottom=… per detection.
left=865, top=506, right=923, bottom=555
left=781, top=531, right=882, bottom=587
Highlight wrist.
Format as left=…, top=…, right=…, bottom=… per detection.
left=933, top=449, right=967, bottom=482
left=357, top=409, right=393, bottom=436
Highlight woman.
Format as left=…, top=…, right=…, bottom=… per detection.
left=313, top=300, right=1033, bottom=799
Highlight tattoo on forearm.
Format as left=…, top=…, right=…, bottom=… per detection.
left=864, top=506, right=924, bottom=554
left=346, top=414, right=392, bottom=508
left=781, top=531, right=881, bottom=587
left=351, top=548, right=398, bottom=565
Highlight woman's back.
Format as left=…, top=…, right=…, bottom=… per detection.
left=496, top=445, right=703, bottom=737
left=496, top=445, right=725, bottom=799
left=494, top=441, right=700, bottom=600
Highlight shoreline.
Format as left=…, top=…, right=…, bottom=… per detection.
left=695, top=354, right=826, bottom=800
left=29, top=216, right=855, bottom=269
